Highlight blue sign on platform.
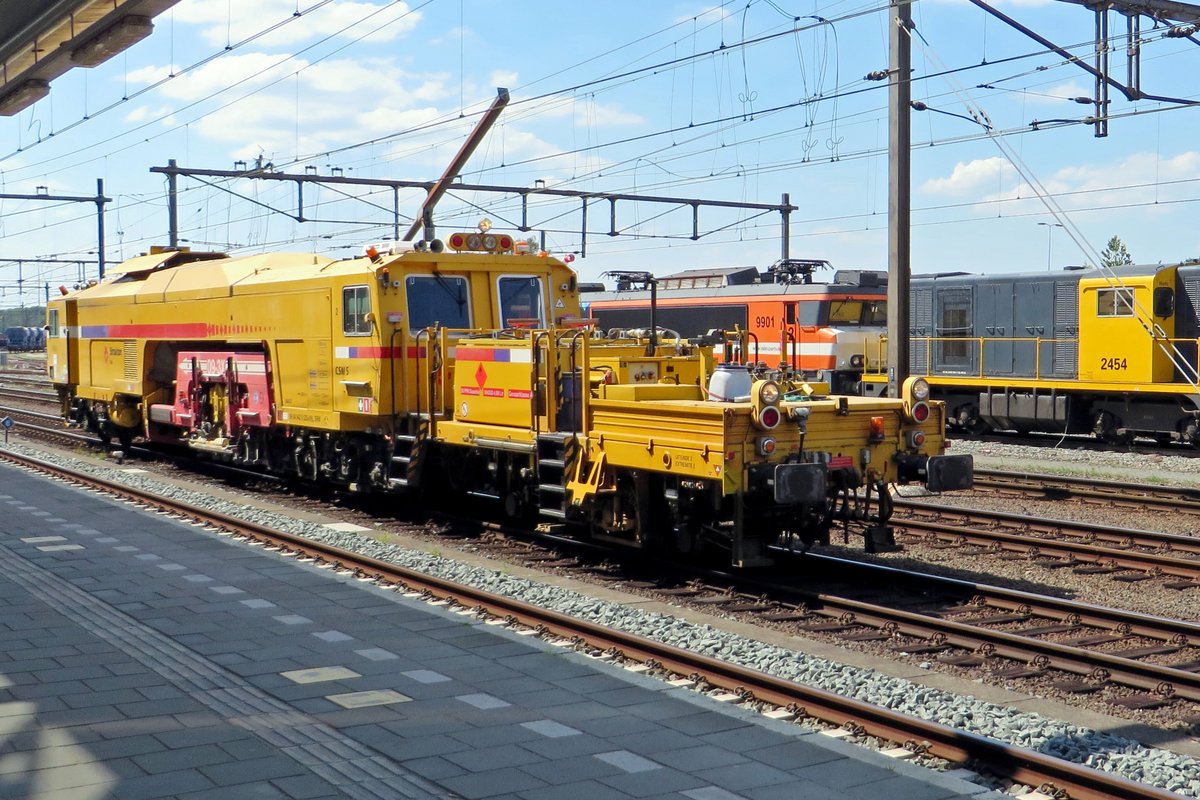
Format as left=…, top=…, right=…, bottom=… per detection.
left=0, top=417, right=12, bottom=430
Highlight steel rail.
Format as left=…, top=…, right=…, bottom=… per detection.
left=0, top=406, right=67, bottom=424
left=893, top=501, right=1200, bottom=580
left=764, top=567, right=1200, bottom=701
left=799, top=552, right=1200, bottom=648
left=0, top=388, right=57, bottom=402
left=895, top=498, right=1200, bottom=557
left=0, top=447, right=1181, bottom=800
left=973, top=468, right=1200, bottom=513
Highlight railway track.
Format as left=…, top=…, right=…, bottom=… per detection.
left=0, top=387, right=57, bottom=403
left=479, top=526, right=1200, bottom=711
left=893, top=496, right=1200, bottom=582
left=0, top=446, right=1178, bottom=800
left=972, top=467, right=1200, bottom=514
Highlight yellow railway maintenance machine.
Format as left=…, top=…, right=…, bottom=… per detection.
left=47, top=234, right=972, bottom=566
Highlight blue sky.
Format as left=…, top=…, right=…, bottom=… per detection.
left=1, top=0, right=1198, bottom=309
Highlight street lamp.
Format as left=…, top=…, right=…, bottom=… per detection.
left=1038, top=222, right=1064, bottom=271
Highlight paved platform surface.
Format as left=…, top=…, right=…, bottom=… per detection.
left=0, top=461, right=1001, bottom=799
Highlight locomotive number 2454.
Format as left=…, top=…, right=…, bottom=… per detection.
left=1099, top=356, right=1128, bottom=371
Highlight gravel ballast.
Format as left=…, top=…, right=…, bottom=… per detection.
left=5, top=439, right=1200, bottom=797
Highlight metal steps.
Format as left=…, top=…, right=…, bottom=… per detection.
left=536, top=433, right=574, bottom=521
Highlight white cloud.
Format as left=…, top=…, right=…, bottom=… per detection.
left=674, top=5, right=734, bottom=23
left=124, top=105, right=176, bottom=123
left=1040, top=151, right=1200, bottom=209
left=136, top=55, right=457, bottom=157
left=128, top=53, right=304, bottom=102
left=490, top=70, right=519, bottom=89
left=519, top=96, right=644, bottom=127
left=172, top=0, right=422, bottom=48
left=920, top=156, right=1015, bottom=196
left=922, top=151, right=1200, bottom=224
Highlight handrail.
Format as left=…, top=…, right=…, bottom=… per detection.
left=413, top=327, right=431, bottom=422
left=532, top=330, right=553, bottom=435
left=560, top=328, right=591, bottom=435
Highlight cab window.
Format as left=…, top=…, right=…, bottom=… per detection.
left=342, top=286, right=372, bottom=336
left=406, top=275, right=471, bottom=332
left=827, top=300, right=863, bottom=325
left=498, top=275, right=544, bottom=327
left=862, top=301, right=887, bottom=326
left=1097, top=287, right=1134, bottom=317
left=794, top=301, right=822, bottom=326
left=48, top=309, right=60, bottom=337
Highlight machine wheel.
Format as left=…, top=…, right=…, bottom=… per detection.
left=593, top=474, right=646, bottom=543
left=672, top=519, right=703, bottom=558
left=1093, top=411, right=1132, bottom=445
left=955, top=404, right=989, bottom=435
left=1182, top=419, right=1200, bottom=449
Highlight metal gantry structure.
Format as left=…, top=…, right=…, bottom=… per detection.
left=151, top=161, right=798, bottom=261
left=0, top=180, right=110, bottom=276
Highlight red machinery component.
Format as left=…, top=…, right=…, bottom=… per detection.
left=148, top=351, right=272, bottom=443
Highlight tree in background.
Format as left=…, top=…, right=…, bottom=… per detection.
left=1100, top=236, right=1134, bottom=268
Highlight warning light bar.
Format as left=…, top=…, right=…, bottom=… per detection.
left=447, top=231, right=514, bottom=253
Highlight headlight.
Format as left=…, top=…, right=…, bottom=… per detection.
left=907, top=377, right=931, bottom=402
left=849, top=354, right=864, bottom=368
left=758, top=381, right=781, bottom=404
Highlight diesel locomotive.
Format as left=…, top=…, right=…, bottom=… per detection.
left=909, top=262, right=1200, bottom=445
left=45, top=236, right=971, bottom=565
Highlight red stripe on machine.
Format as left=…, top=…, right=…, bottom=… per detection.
left=105, top=323, right=210, bottom=338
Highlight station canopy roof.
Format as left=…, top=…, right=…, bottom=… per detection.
left=0, top=0, right=179, bottom=116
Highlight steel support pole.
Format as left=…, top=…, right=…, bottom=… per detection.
left=167, top=158, right=179, bottom=248
left=887, top=0, right=912, bottom=398
left=1095, top=9, right=1110, bottom=137
left=393, top=186, right=401, bottom=241
left=781, top=192, right=791, bottom=261
left=96, top=178, right=106, bottom=279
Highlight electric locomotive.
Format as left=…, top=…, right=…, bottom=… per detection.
left=585, top=259, right=889, bottom=396
left=46, top=236, right=971, bottom=566
left=909, top=261, right=1200, bottom=445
